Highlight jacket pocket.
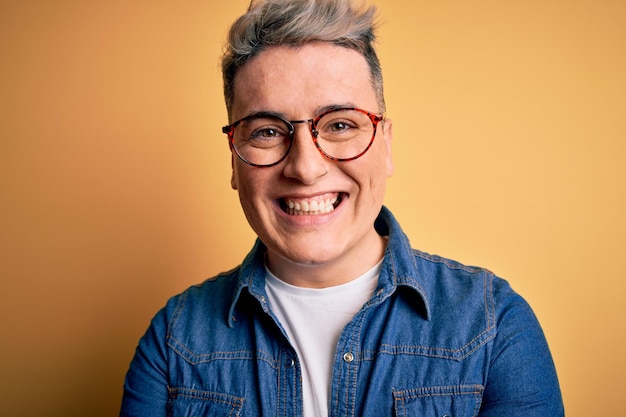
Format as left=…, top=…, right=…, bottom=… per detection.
left=393, top=384, right=483, bottom=417
left=167, top=386, right=244, bottom=417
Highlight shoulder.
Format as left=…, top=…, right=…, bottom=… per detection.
left=412, top=249, right=520, bottom=298
left=156, top=266, right=242, bottom=329
left=409, top=249, right=530, bottom=332
left=411, top=249, right=500, bottom=303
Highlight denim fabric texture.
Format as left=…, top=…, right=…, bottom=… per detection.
left=121, top=206, right=564, bottom=416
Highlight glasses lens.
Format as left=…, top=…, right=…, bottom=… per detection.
left=231, top=116, right=292, bottom=166
left=315, top=109, right=376, bottom=160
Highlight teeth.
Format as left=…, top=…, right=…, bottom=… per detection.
left=284, top=196, right=339, bottom=215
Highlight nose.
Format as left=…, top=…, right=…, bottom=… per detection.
left=282, top=123, right=328, bottom=184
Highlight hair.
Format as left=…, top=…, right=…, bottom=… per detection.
left=221, top=0, right=385, bottom=119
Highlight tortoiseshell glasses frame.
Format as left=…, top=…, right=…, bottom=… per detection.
left=222, top=107, right=384, bottom=168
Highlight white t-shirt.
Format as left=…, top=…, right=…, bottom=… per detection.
left=265, top=261, right=381, bottom=417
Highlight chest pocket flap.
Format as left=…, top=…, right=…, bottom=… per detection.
left=167, top=387, right=244, bottom=417
left=393, top=384, right=484, bottom=417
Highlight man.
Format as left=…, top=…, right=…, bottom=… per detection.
left=121, top=0, right=564, bottom=415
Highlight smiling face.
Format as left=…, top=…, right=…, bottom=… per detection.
left=230, top=42, right=393, bottom=287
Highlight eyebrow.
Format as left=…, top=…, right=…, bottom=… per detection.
left=240, top=103, right=358, bottom=122
left=241, top=110, right=286, bottom=120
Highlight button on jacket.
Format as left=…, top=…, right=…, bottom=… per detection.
left=121, top=206, right=564, bottom=416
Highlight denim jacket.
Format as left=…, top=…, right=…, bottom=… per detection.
left=121, top=207, right=564, bottom=416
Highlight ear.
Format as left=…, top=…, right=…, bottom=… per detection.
left=230, top=154, right=238, bottom=190
left=382, top=118, right=394, bottom=177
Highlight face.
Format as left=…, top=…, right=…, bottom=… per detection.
left=230, top=43, right=393, bottom=287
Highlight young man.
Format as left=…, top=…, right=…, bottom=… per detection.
left=121, top=1, right=564, bottom=415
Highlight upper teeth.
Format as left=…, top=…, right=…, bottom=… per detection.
left=286, top=196, right=338, bottom=215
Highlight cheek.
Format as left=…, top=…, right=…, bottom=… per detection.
left=346, top=161, right=387, bottom=201
left=361, top=148, right=390, bottom=199
left=232, top=164, right=266, bottom=208
left=231, top=159, right=253, bottom=192
left=234, top=172, right=253, bottom=205
left=233, top=173, right=261, bottom=228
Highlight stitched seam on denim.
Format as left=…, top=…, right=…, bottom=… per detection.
left=363, top=324, right=495, bottom=361
left=483, top=272, right=489, bottom=330
left=329, top=301, right=366, bottom=416
left=291, top=355, right=298, bottom=417
left=350, top=310, right=367, bottom=417
left=167, top=338, right=280, bottom=368
left=169, top=387, right=244, bottom=409
left=395, top=394, right=407, bottom=417
left=166, top=291, right=188, bottom=340
left=349, top=299, right=368, bottom=416
left=277, top=350, right=283, bottom=417
left=400, top=391, right=483, bottom=399
left=413, top=250, right=486, bottom=275
left=394, top=384, right=484, bottom=399
left=400, top=396, right=407, bottom=417
left=392, top=389, right=408, bottom=417
left=281, top=353, right=286, bottom=417
left=483, top=271, right=496, bottom=333
left=363, top=340, right=491, bottom=361
left=330, top=352, right=339, bottom=414
left=472, top=388, right=482, bottom=417
left=387, top=248, right=429, bottom=312
left=487, top=271, right=495, bottom=331
left=347, top=361, right=356, bottom=417
left=388, top=249, right=431, bottom=317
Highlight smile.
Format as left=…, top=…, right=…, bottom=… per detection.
left=280, top=193, right=343, bottom=215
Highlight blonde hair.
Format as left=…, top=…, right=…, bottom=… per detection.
left=221, top=0, right=385, bottom=119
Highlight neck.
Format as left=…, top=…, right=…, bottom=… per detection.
left=265, top=232, right=387, bottom=289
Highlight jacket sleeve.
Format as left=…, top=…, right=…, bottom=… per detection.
left=479, top=279, right=564, bottom=416
left=120, top=304, right=171, bottom=417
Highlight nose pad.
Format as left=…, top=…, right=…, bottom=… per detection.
left=282, top=123, right=328, bottom=183
left=289, top=124, right=320, bottom=157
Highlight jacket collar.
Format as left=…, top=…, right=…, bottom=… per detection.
left=375, top=206, right=431, bottom=319
left=228, top=206, right=430, bottom=327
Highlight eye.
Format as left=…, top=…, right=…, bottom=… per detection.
left=251, top=127, right=283, bottom=139
left=321, top=118, right=358, bottom=133
left=240, top=116, right=290, bottom=143
left=329, top=121, right=353, bottom=132
left=243, top=120, right=291, bottom=149
left=318, top=117, right=360, bottom=141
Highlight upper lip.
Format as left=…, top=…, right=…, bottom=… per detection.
left=278, top=191, right=340, bottom=200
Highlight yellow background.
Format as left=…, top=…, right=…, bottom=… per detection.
left=1, top=1, right=624, bottom=415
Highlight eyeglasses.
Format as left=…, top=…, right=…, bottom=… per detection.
left=222, top=107, right=384, bottom=167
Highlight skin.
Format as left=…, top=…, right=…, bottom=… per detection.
left=230, top=42, right=394, bottom=288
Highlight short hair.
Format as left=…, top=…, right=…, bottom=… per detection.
left=221, top=0, right=385, bottom=120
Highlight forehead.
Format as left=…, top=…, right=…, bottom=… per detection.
left=231, top=43, right=377, bottom=119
